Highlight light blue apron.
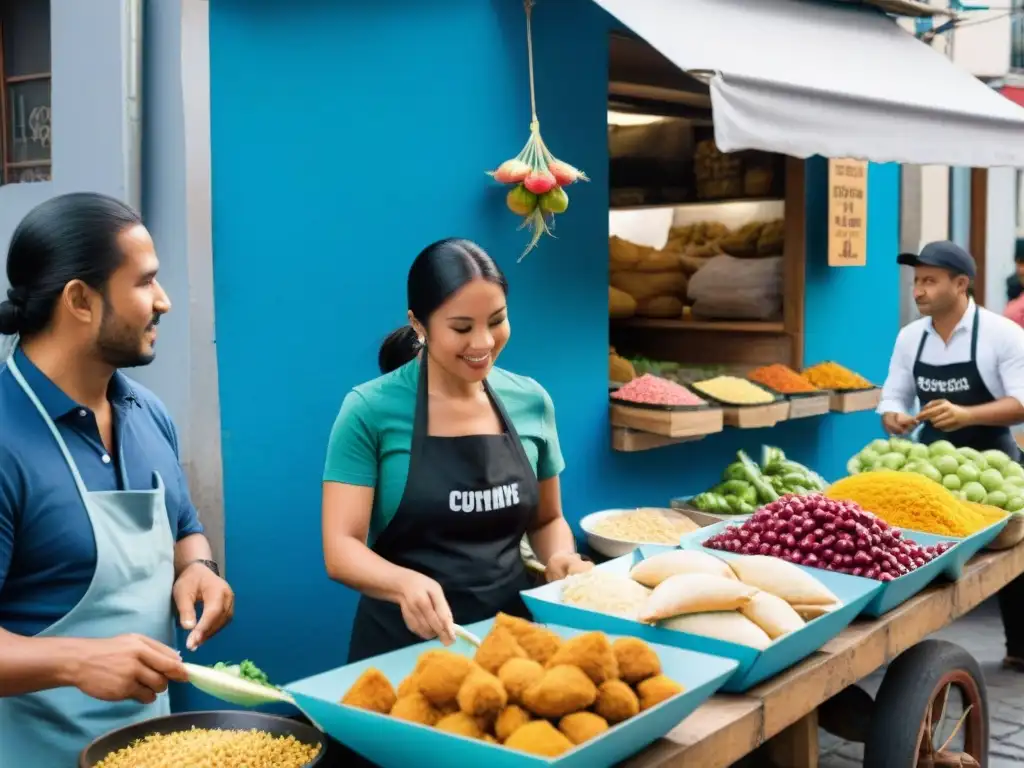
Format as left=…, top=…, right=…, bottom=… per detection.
left=0, top=351, right=176, bottom=766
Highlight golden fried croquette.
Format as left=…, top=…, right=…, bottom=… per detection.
left=594, top=679, right=640, bottom=724
left=457, top=666, right=508, bottom=718
left=503, top=720, right=575, bottom=757
left=390, top=692, right=442, bottom=726
left=494, top=613, right=562, bottom=665
left=341, top=668, right=397, bottom=714
left=435, top=711, right=485, bottom=739
left=546, top=632, right=619, bottom=685
left=482, top=734, right=498, bottom=745
left=437, top=701, right=460, bottom=717
left=494, top=704, right=532, bottom=742
left=474, top=626, right=528, bottom=675
left=396, top=674, right=419, bottom=698
left=522, top=665, right=597, bottom=718
left=636, top=674, right=685, bottom=711
left=417, top=651, right=474, bottom=708
left=558, top=711, right=609, bottom=745
left=612, top=637, right=662, bottom=684
left=498, top=657, right=545, bottom=705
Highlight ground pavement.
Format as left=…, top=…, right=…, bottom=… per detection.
left=818, top=598, right=1024, bottom=767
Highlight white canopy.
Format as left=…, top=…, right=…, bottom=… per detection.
left=594, top=0, right=1024, bottom=167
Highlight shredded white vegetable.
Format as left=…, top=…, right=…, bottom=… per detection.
left=591, top=508, right=697, bottom=545
left=561, top=569, right=651, bottom=619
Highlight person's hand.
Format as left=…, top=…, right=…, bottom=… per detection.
left=69, top=634, right=187, bottom=704
left=172, top=563, right=235, bottom=651
left=394, top=569, right=456, bottom=645
left=882, top=411, right=916, bottom=436
left=544, top=552, right=593, bottom=583
left=918, top=399, right=973, bottom=432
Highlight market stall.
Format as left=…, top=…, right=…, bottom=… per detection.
left=145, top=0, right=1024, bottom=766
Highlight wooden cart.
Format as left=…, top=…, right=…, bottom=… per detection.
left=626, top=543, right=1024, bottom=768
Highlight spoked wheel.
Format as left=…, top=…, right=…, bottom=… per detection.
left=864, top=640, right=988, bottom=768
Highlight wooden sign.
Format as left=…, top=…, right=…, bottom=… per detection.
left=828, top=159, right=868, bottom=267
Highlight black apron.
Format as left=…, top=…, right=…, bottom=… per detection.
left=347, top=354, right=539, bottom=663
left=913, top=305, right=1021, bottom=460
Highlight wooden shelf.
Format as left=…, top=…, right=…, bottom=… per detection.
left=612, top=318, right=786, bottom=333
left=610, top=197, right=785, bottom=212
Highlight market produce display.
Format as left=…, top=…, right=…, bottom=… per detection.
left=846, top=437, right=1024, bottom=514
left=629, top=549, right=738, bottom=587
left=561, top=569, right=651, bottom=620
left=339, top=616, right=683, bottom=757
left=828, top=469, right=1008, bottom=538
left=488, top=1, right=588, bottom=258
left=692, top=376, right=775, bottom=406
left=802, top=361, right=874, bottom=391
left=609, top=286, right=638, bottom=319
left=589, top=507, right=701, bottom=545
left=747, top=364, right=820, bottom=395
left=610, top=374, right=707, bottom=408
left=665, top=221, right=727, bottom=276
left=704, top=494, right=954, bottom=581
left=690, top=447, right=828, bottom=516
left=94, top=729, right=320, bottom=768
left=610, top=236, right=688, bottom=319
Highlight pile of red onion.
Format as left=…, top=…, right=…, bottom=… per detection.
left=704, top=493, right=954, bottom=582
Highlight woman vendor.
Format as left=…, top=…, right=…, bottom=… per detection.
left=322, top=238, right=592, bottom=662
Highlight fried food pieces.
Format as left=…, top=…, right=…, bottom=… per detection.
left=338, top=621, right=682, bottom=756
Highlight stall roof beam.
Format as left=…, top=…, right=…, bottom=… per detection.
left=594, top=0, right=1024, bottom=167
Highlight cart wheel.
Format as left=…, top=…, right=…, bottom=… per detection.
left=864, top=639, right=988, bottom=767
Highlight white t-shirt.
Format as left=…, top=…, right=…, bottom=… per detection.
left=878, top=299, right=1024, bottom=415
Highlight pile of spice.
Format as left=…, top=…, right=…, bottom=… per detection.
left=692, top=376, right=775, bottom=405
left=748, top=364, right=820, bottom=395
left=611, top=374, right=706, bottom=407
left=826, top=470, right=1002, bottom=538
left=803, top=361, right=873, bottom=391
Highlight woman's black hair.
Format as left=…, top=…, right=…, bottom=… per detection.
left=0, top=192, right=142, bottom=338
left=378, top=238, right=507, bottom=374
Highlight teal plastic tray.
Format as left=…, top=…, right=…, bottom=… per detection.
left=285, top=618, right=738, bottom=768
left=908, top=517, right=1008, bottom=581
left=521, top=549, right=880, bottom=694
left=678, top=520, right=961, bottom=618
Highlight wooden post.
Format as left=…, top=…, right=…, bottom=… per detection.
left=765, top=710, right=820, bottom=768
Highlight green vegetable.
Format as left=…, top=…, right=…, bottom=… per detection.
left=214, top=660, right=275, bottom=689
left=719, top=479, right=754, bottom=497
left=737, top=450, right=778, bottom=503
left=722, top=462, right=748, bottom=483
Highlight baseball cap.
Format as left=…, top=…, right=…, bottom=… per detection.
left=897, top=241, right=976, bottom=279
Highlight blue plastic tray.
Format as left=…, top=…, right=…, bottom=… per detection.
left=285, top=618, right=738, bottom=768
left=679, top=520, right=962, bottom=618
left=521, top=549, right=880, bottom=694
left=907, top=517, right=1008, bottom=581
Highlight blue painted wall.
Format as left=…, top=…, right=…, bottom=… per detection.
left=198, top=0, right=901, bottom=696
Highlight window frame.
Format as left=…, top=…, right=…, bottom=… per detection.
left=0, top=12, right=53, bottom=185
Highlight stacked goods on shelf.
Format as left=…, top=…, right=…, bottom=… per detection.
left=686, top=251, right=784, bottom=321
left=609, top=347, right=637, bottom=384
left=718, top=220, right=784, bottom=259
left=609, top=236, right=688, bottom=319
left=692, top=376, right=775, bottom=405
left=747, top=364, right=820, bottom=396
left=704, top=494, right=953, bottom=582
left=664, top=221, right=728, bottom=277
left=830, top=467, right=1008, bottom=536
left=689, top=447, right=828, bottom=516
left=694, top=139, right=744, bottom=200
left=803, top=361, right=873, bottom=391
left=846, top=439, right=1024, bottom=514
left=610, top=286, right=638, bottom=319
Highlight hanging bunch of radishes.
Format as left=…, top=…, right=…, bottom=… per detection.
left=487, top=0, right=589, bottom=260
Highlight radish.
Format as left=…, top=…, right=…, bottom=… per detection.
left=489, top=159, right=531, bottom=184
left=523, top=169, right=556, bottom=195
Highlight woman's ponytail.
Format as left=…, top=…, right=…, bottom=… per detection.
left=378, top=326, right=422, bottom=374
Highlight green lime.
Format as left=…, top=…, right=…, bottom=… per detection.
left=869, top=439, right=891, bottom=455
left=846, top=457, right=861, bottom=475
left=933, top=455, right=960, bottom=476
left=929, top=440, right=957, bottom=457
left=942, top=474, right=962, bottom=491
left=957, top=464, right=980, bottom=484
left=985, top=490, right=1009, bottom=509
left=1007, top=497, right=1024, bottom=513
left=858, top=449, right=880, bottom=467
left=918, top=464, right=943, bottom=483
left=1005, top=463, right=1024, bottom=480
left=909, top=444, right=930, bottom=460
left=963, top=481, right=987, bottom=503
left=880, top=452, right=907, bottom=470
left=983, top=450, right=1011, bottom=471
left=980, top=468, right=1006, bottom=493
left=889, top=438, right=914, bottom=455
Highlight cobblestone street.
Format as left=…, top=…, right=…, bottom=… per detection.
left=819, top=599, right=1024, bottom=767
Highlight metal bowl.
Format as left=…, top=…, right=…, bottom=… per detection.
left=79, top=710, right=326, bottom=767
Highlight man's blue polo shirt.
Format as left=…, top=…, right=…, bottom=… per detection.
left=0, top=348, right=203, bottom=637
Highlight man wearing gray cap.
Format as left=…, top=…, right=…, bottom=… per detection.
left=879, top=240, right=1024, bottom=668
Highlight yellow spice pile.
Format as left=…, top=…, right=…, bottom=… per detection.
left=95, top=727, right=320, bottom=768
left=826, top=470, right=1003, bottom=537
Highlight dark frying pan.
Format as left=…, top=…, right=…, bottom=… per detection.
left=79, top=710, right=326, bottom=767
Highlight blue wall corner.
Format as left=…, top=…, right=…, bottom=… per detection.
left=199, top=0, right=904, bottom=697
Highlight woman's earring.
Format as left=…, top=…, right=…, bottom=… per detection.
left=417, top=336, right=425, bottom=345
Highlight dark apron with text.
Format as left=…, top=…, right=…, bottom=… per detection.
left=347, top=355, right=539, bottom=663
left=914, top=305, right=1021, bottom=460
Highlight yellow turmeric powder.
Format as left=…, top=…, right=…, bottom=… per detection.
left=826, top=471, right=1004, bottom=537
left=802, top=362, right=873, bottom=391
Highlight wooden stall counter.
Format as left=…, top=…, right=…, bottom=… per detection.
left=625, top=543, right=1024, bottom=768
